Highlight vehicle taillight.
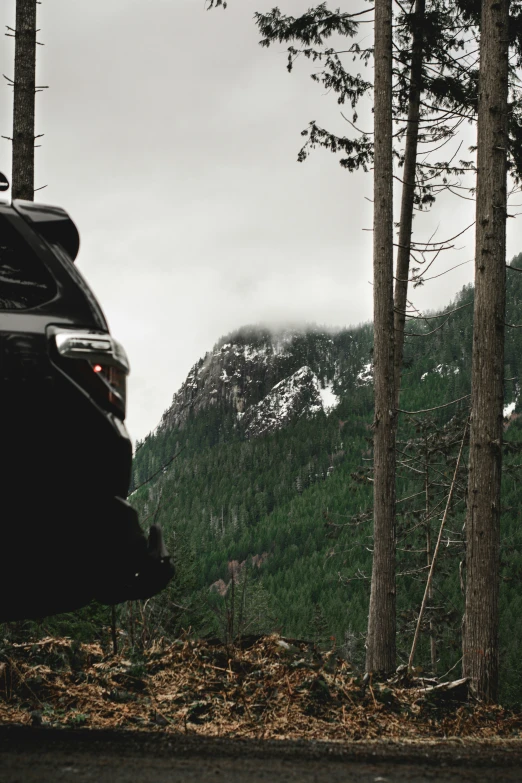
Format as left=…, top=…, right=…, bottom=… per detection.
left=90, top=362, right=127, bottom=413
left=51, top=329, right=130, bottom=419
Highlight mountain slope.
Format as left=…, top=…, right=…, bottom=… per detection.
left=130, top=258, right=522, bottom=701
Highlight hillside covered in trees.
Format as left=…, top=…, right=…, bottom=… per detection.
left=125, top=258, right=522, bottom=703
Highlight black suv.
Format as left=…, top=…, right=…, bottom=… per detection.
left=0, top=195, right=173, bottom=621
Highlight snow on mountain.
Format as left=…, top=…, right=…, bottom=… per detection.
left=318, top=380, right=339, bottom=413
left=421, top=363, right=460, bottom=381
left=356, top=362, right=373, bottom=387
left=242, top=366, right=339, bottom=438
left=157, top=327, right=366, bottom=438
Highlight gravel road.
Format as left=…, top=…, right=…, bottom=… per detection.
left=1, top=727, right=522, bottom=782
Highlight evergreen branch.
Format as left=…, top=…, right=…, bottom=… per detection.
left=340, top=112, right=373, bottom=136
left=398, top=395, right=471, bottom=415
left=408, top=259, right=471, bottom=287
left=400, top=301, right=472, bottom=320
left=404, top=315, right=452, bottom=336
left=398, top=499, right=448, bottom=537
left=409, top=222, right=475, bottom=246
left=255, top=5, right=362, bottom=49
left=397, top=565, right=431, bottom=577
left=394, top=240, right=455, bottom=253
left=396, top=489, right=428, bottom=504
left=297, top=121, right=373, bottom=170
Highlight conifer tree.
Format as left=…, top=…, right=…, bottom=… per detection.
left=393, top=0, right=425, bottom=408
left=11, top=0, right=38, bottom=200
left=252, top=2, right=481, bottom=413
left=463, top=0, right=510, bottom=703
left=365, top=0, right=396, bottom=675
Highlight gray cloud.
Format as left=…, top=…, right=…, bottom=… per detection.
left=0, top=1, right=518, bottom=442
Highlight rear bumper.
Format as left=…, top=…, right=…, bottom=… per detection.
left=0, top=497, right=174, bottom=622
left=1, top=339, right=173, bottom=621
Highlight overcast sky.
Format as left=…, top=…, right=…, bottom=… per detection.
left=1, top=1, right=521, bottom=444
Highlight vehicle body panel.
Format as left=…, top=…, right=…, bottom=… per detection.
left=0, top=199, right=173, bottom=620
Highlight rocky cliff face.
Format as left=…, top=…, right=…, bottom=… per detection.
left=158, top=326, right=371, bottom=439
left=242, top=365, right=337, bottom=438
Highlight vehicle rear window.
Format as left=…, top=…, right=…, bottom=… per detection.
left=0, top=214, right=57, bottom=310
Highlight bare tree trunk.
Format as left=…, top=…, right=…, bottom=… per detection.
left=394, top=0, right=425, bottom=409
left=462, top=0, right=509, bottom=703
left=12, top=0, right=36, bottom=201
left=366, top=0, right=396, bottom=675
left=425, top=446, right=437, bottom=673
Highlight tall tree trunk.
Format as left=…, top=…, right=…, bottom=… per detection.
left=394, top=0, right=425, bottom=409
left=366, top=0, right=396, bottom=675
left=423, top=434, right=437, bottom=673
left=12, top=0, right=37, bottom=201
left=462, top=0, right=509, bottom=703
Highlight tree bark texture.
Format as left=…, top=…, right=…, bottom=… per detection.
left=425, top=439, right=437, bottom=673
left=462, top=0, right=509, bottom=703
left=12, top=0, right=37, bottom=201
left=393, top=0, right=425, bottom=409
left=366, top=0, right=396, bottom=675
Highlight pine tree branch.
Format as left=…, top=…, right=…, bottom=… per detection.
left=400, top=301, right=472, bottom=320
left=398, top=395, right=471, bottom=415
left=404, top=315, right=452, bottom=335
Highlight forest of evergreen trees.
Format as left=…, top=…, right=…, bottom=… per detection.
left=120, top=261, right=522, bottom=704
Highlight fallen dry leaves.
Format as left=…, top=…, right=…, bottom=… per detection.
left=1, top=634, right=521, bottom=741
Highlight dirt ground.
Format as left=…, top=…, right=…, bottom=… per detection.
left=1, top=727, right=522, bottom=782
left=3, top=636, right=522, bottom=780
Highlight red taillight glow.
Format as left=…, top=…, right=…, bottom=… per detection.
left=53, top=331, right=128, bottom=420
left=89, top=362, right=127, bottom=416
